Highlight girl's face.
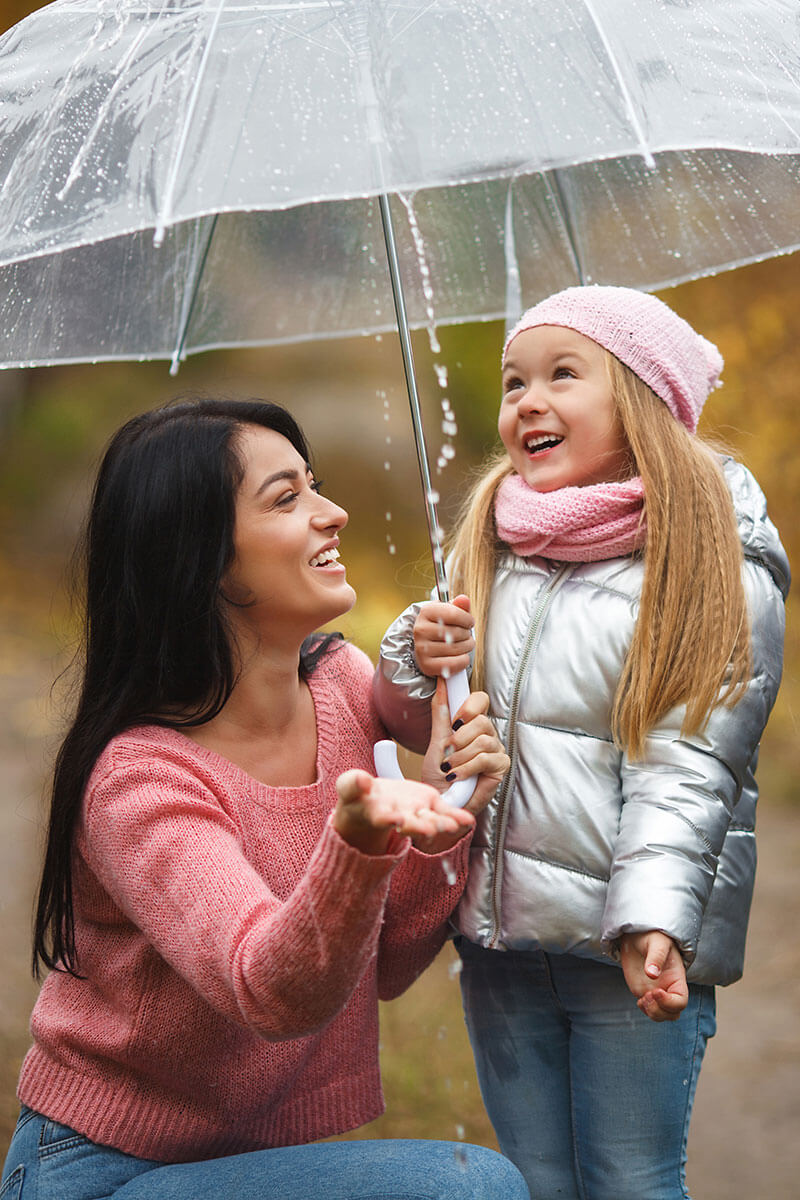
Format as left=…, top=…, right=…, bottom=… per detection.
left=499, top=325, right=632, bottom=491
left=222, top=425, right=356, bottom=641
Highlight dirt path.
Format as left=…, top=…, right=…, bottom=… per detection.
left=1, top=659, right=798, bottom=1194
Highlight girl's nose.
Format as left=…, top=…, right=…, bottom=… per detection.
left=517, top=383, right=548, bottom=416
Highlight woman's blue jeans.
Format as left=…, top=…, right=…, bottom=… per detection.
left=1, top=1106, right=528, bottom=1200
left=458, top=939, right=716, bottom=1200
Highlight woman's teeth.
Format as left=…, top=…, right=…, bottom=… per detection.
left=310, top=547, right=341, bottom=567
left=525, top=434, right=564, bottom=453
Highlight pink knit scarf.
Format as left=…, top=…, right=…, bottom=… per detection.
left=494, top=472, right=647, bottom=562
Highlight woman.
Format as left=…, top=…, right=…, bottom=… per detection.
left=1, top=397, right=523, bottom=1200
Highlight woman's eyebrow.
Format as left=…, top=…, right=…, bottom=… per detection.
left=254, top=468, right=300, bottom=498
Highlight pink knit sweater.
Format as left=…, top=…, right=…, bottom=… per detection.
left=18, top=643, right=470, bottom=1162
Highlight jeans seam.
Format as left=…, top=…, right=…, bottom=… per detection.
left=675, top=987, right=713, bottom=1200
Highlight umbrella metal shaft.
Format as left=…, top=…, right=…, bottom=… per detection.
left=377, top=191, right=450, bottom=604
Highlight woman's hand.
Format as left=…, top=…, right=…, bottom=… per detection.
left=413, top=594, right=475, bottom=678
left=619, top=930, right=689, bottom=1022
left=414, top=678, right=510, bottom=853
left=333, top=768, right=474, bottom=857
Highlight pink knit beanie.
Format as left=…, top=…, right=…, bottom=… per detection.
left=502, top=285, right=723, bottom=434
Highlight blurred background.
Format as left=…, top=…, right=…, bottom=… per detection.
left=1, top=2, right=798, bottom=1195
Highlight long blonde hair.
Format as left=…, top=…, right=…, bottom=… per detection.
left=448, top=352, right=751, bottom=759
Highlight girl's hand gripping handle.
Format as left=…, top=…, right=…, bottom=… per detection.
left=374, top=668, right=477, bottom=808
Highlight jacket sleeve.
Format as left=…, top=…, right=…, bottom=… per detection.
left=373, top=602, right=436, bottom=754
left=602, top=554, right=787, bottom=965
left=376, top=832, right=472, bottom=1000
left=80, top=758, right=406, bottom=1042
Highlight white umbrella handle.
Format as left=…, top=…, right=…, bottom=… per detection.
left=373, top=668, right=477, bottom=809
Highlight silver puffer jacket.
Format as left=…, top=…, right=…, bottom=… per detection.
left=374, top=459, right=789, bottom=986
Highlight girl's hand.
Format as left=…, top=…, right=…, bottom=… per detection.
left=333, top=768, right=474, bottom=857
left=619, top=930, right=689, bottom=1023
left=416, top=679, right=510, bottom=853
left=413, top=594, right=475, bottom=678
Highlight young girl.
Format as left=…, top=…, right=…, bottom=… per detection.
left=1, top=397, right=527, bottom=1200
left=374, top=286, right=789, bottom=1200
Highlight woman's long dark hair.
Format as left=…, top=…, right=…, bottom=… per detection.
left=33, top=397, right=342, bottom=978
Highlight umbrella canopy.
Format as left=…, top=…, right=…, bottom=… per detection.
left=1, top=0, right=800, bottom=371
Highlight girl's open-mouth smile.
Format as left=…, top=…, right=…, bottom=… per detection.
left=524, top=433, right=565, bottom=457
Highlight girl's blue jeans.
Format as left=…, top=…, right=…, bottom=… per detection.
left=1, top=1106, right=528, bottom=1200
left=458, top=938, right=717, bottom=1200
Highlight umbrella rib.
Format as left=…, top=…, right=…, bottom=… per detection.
left=579, top=0, right=655, bottom=169
left=169, top=213, right=219, bottom=374
left=387, top=1, right=440, bottom=45
left=154, top=0, right=229, bottom=246
left=543, top=169, right=586, bottom=285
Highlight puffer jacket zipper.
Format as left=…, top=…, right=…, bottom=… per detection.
left=488, top=562, right=574, bottom=947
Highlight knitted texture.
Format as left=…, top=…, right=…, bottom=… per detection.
left=503, top=285, right=723, bottom=433
left=18, top=642, right=470, bottom=1162
left=495, top=472, right=646, bottom=562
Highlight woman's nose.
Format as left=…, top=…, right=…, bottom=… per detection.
left=314, top=495, right=348, bottom=530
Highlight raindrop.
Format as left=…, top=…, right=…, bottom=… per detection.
left=434, top=364, right=449, bottom=389
left=441, top=856, right=457, bottom=885
left=437, top=1026, right=447, bottom=1040
left=385, top=511, right=392, bottom=521
left=441, top=444, right=456, bottom=461
left=455, top=1124, right=465, bottom=1140
left=448, top=958, right=463, bottom=979
left=384, top=461, right=391, bottom=471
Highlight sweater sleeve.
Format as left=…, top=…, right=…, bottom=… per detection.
left=80, top=754, right=406, bottom=1041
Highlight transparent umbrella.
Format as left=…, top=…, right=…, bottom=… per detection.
left=1, top=0, right=800, bottom=794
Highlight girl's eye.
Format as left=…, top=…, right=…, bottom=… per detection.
left=503, top=376, right=524, bottom=394
left=553, top=366, right=574, bottom=380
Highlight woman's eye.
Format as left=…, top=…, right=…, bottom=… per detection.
left=310, top=478, right=324, bottom=494
left=276, top=490, right=299, bottom=507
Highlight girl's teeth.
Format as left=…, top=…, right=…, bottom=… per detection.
left=526, top=435, right=563, bottom=452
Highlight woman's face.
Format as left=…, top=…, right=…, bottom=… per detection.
left=222, top=425, right=356, bottom=641
left=498, top=325, right=632, bottom=491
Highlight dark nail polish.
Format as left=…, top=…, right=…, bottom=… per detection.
left=451, top=719, right=464, bottom=731
left=440, top=760, right=451, bottom=773
left=445, top=772, right=457, bottom=782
